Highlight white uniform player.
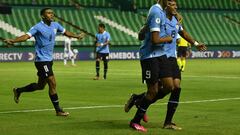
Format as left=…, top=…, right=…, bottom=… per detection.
left=64, top=37, right=78, bottom=66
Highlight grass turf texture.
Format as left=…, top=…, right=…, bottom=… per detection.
left=0, top=59, right=240, bottom=135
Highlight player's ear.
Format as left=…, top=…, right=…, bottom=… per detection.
left=41, top=15, right=45, bottom=19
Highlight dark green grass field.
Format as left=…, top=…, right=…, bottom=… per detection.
left=0, top=59, right=240, bottom=135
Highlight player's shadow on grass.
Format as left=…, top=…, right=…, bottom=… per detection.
left=65, top=120, right=162, bottom=130
left=77, top=120, right=127, bottom=129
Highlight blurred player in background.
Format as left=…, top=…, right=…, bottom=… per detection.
left=177, top=35, right=191, bottom=72
left=63, top=37, right=79, bottom=66
left=4, top=7, right=84, bottom=116
left=93, top=23, right=111, bottom=80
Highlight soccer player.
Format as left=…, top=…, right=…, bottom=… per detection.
left=125, top=0, right=206, bottom=132
left=177, top=35, right=191, bottom=72
left=4, top=7, right=84, bottom=116
left=93, top=23, right=110, bottom=80
left=63, top=37, right=80, bottom=66
left=128, top=0, right=173, bottom=132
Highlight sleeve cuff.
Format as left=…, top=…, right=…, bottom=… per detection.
left=150, top=28, right=160, bottom=32
left=62, top=29, right=66, bottom=34
left=26, top=32, right=32, bottom=37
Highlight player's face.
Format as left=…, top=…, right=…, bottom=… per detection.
left=42, top=9, right=54, bottom=22
left=98, top=26, right=104, bottom=33
left=167, top=1, right=177, bottom=16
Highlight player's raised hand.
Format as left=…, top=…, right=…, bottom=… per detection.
left=196, top=42, right=207, bottom=51
left=77, top=33, right=86, bottom=40
left=4, top=39, right=14, bottom=47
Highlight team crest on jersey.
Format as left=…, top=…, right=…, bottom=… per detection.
left=54, top=29, right=57, bottom=34
left=155, top=18, right=161, bottom=24
left=176, top=25, right=179, bottom=31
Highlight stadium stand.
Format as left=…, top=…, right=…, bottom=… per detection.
left=182, top=11, right=240, bottom=45
left=0, top=7, right=144, bottom=46
left=1, top=0, right=239, bottom=9
left=178, top=0, right=240, bottom=10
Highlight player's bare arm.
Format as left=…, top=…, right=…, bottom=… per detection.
left=4, top=34, right=30, bottom=45
left=64, top=30, right=85, bottom=40
left=152, top=31, right=172, bottom=44
left=103, top=40, right=110, bottom=46
left=179, top=30, right=207, bottom=51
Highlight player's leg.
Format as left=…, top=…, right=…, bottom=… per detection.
left=181, top=47, right=187, bottom=72
left=130, top=82, right=158, bottom=132
left=63, top=48, right=68, bottom=65
left=159, top=55, right=174, bottom=93
left=164, top=58, right=182, bottom=130
left=94, top=53, right=101, bottom=80
left=69, top=50, right=75, bottom=66
left=46, top=61, right=69, bottom=116
left=177, top=47, right=182, bottom=70
left=125, top=80, right=167, bottom=113
left=13, top=62, right=48, bottom=103
left=47, top=75, right=69, bottom=116
left=124, top=92, right=145, bottom=112
left=181, top=57, right=185, bottom=71
left=163, top=78, right=182, bottom=130
left=151, top=81, right=171, bottom=103
left=129, top=58, right=159, bottom=132
left=102, top=53, right=109, bottom=79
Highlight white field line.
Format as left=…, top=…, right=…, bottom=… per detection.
left=0, top=97, right=240, bottom=114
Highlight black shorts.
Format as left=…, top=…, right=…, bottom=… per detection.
left=35, top=61, right=54, bottom=78
left=177, top=46, right=188, bottom=57
left=96, top=52, right=109, bottom=61
left=168, top=57, right=181, bottom=79
left=141, top=55, right=172, bottom=84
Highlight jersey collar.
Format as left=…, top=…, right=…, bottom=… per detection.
left=41, top=21, right=52, bottom=27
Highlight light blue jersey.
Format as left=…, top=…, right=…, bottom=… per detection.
left=27, top=21, right=65, bottom=62
left=139, top=4, right=168, bottom=60
left=95, top=31, right=110, bottom=54
left=164, top=16, right=183, bottom=58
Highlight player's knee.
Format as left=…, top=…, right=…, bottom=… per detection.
left=103, top=61, right=108, bottom=68
left=96, top=59, right=100, bottom=62
left=174, top=84, right=180, bottom=89
left=146, top=90, right=158, bottom=101
left=38, top=84, right=45, bottom=90
left=165, top=85, right=174, bottom=92
left=35, top=82, right=45, bottom=90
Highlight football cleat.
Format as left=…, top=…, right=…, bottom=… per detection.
left=13, top=87, right=20, bottom=104
left=130, top=122, right=147, bottom=132
left=56, top=110, right=69, bottom=116
left=163, top=123, right=182, bottom=130
left=124, top=94, right=137, bottom=112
